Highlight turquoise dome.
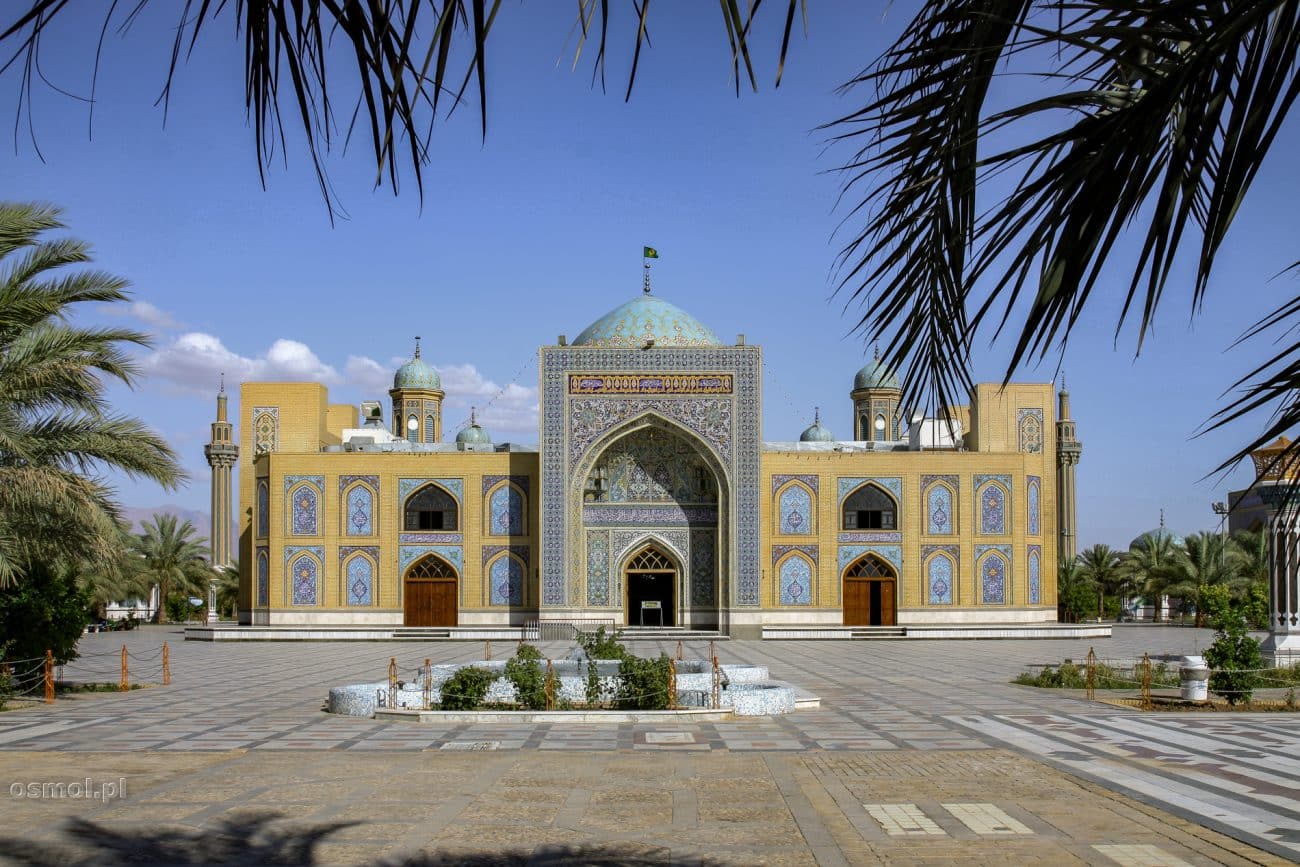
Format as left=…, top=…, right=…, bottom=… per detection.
left=800, top=420, right=835, bottom=443
left=393, top=355, right=440, bottom=390
left=455, top=411, right=492, bottom=445
left=853, top=357, right=900, bottom=391
left=572, top=294, right=721, bottom=348
left=1129, top=527, right=1184, bottom=550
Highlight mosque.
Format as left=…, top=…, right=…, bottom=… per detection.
left=211, top=289, right=1082, bottom=638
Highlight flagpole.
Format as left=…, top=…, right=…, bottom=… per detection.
left=643, top=255, right=652, bottom=295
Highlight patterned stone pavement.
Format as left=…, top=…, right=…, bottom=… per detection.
left=0, top=625, right=1296, bottom=863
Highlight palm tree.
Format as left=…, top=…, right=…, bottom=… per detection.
left=1076, top=544, right=1125, bottom=621
left=1232, top=527, right=1269, bottom=588
left=0, top=202, right=183, bottom=587
left=132, top=514, right=215, bottom=625
left=1056, top=558, right=1094, bottom=624
left=216, top=558, right=241, bottom=621
left=1159, top=532, right=1247, bottom=627
left=1122, top=532, right=1180, bottom=623
left=78, top=521, right=151, bottom=621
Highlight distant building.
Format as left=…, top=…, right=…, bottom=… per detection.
left=215, top=291, right=1081, bottom=637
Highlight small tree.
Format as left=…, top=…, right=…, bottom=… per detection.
left=1056, top=560, right=1094, bottom=623
left=0, top=563, right=90, bottom=668
left=1203, top=591, right=1263, bottom=706
left=132, top=514, right=215, bottom=624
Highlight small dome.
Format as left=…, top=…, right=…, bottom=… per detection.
left=1129, top=526, right=1184, bottom=551
left=393, top=340, right=441, bottom=390
left=455, top=410, right=492, bottom=445
left=572, top=294, right=721, bottom=348
left=799, top=409, right=835, bottom=442
left=853, top=357, right=900, bottom=391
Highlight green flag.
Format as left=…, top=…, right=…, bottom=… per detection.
left=643, top=246, right=659, bottom=259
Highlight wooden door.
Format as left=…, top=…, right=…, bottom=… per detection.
left=843, top=578, right=870, bottom=626
left=879, top=579, right=895, bottom=626
left=404, top=579, right=457, bottom=626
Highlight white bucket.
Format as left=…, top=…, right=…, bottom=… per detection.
left=1179, top=655, right=1209, bottom=701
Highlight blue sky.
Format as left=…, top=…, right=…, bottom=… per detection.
left=4, top=2, right=1297, bottom=549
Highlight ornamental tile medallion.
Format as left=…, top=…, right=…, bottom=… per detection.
left=488, top=555, right=524, bottom=606
left=1018, top=408, right=1044, bottom=453
left=1028, top=545, right=1042, bottom=604
left=777, top=484, right=813, bottom=535
left=975, top=544, right=1012, bottom=605
left=778, top=555, right=814, bottom=606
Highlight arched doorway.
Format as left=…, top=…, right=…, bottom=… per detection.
left=404, top=554, right=458, bottom=626
left=624, top=545, right=677, bottom=626
left=843, top=554, right=897, bottom=626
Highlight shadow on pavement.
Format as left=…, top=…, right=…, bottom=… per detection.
left=0, top=811, right=684, bottom=866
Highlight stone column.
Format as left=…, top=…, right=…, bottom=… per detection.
left=1259, top=481, right=1300, bottom=663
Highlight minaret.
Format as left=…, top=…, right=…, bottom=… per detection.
left=204, top=375, right=239, bottom=623
left=1056, top=379, right=1082, bottom=563
left=851, top=344, right=902, bottom=441
left=389, top=337, right=445, bottom=443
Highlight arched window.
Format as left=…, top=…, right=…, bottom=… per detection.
left=406, top=554, right=457, bottom=579
left=488, top=555, right=524, bottom=606
left=858, top=413, right=869, bottom=440
left=845, top=554, right=895, bottom=578
left=874, top=413, right=887, bottom=439
left=424, top=414, right=435, bottom=443
left=777, top=483, right=814, bottom=535
left=778, top=555, right=814, bottom=606
left=627, top=547, right=675, bottom=572
left=256, top=549, right=269, bottom=606
left=289, top=484, right=318, bottom=535
left=406, top=413, right=418, bottom=442
left=926, top=484, right=954, bottom=535
left=488, top=484, right=525, bottom=535
left=290, top=553, right=319, bottom=605
left=979, top=552, right=1008, bottom=604
left=404, top=484, right=458, bottom=531
left=979, top=483, right=1007, bottom=534
left=843, top=485, right=897, bottom=530
left=344, top=484, right=374, bottom=536
left=345, top=554, right=374, bottom=606
left=927, top=554, right=954, bottom=604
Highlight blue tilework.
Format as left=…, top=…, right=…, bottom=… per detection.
left=778, top=555, right=814, bottom=606
left=488, top=555, right=524, bottom=606
left=778, top=484, right=813, bottom=535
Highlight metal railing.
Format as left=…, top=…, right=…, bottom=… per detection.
left=521, top=618, right=617, bottom=642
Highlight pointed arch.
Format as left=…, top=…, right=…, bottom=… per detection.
left=343, top=552, right=375, bottom=606
left=256, top=480, right=269, bottom=538
left=844, top=553, right=897, bottom=579
left=978, top=551, right=1009, bottom=605
left=424, top=414, right=435, bottom=443
left=622, top=541, right=680, bottom=627
left=486, top=481, right=527, bottom=536
left=255, top=548, right=269, bottom=606
left=403, top=483, right=458, bottom=531
left=403, top=552, right=458, bottom=626
left=978, top=481, right=1009, bottom=535
left=842, top=553, right=897, bottom=626
left=486, top=552, right=525, bottom=606
left=775, top=480, right=816, bottom=536
left=925, top=482, right=956, bottom=535
left=1027, top=477, right=1041, bottom=536
left=842, top=483, right=898, bottom=531
left=925, top=552, right=955, bottom=605
left=342, top=481, right=376, bottom=536
left=1028, top=546, right=1042, bottom=605
left=289, top=551, right=321, bottom=606
left=776, top=552, right=815, bottom=606
left=287, top=482, right=319, bottom=536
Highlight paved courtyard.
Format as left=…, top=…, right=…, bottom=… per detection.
left=0, top=626, right=1296, bottom=864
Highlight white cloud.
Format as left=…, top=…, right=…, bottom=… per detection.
left=436, top=363, right=538, bottom=441
left=344, top=355, right=392, bottom=396
left=141, top=333, right=340, bottom=394
left=102, top=299, right=183, bottom=330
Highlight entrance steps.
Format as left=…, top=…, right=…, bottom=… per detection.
left=620, top=626, right=728, bottom=641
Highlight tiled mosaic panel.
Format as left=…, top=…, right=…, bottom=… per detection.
left=252, top=406, right=278, bottom=454
left=256, top=480, right=268, bottom=538
left=926, top=484, right=953, bottom=535
left=838, top=544, right=902, bottom=572
left=586, top=530, right=609, bottom=606
left=1027, top=476, right=1040, bottom=536
left=398, top=545, right=462, bottom=573
left=290, top=484, right=318, bottom=535
left=690, top=528, right=716, bottom=606
left=568, top=397, right=734, bottom=466
left=979, top=483, right=1005, bottom=534
left=778, top=555, right=813, bottom=606
left=345, top=555, right=373, bottom=606
left=290, top=554, right=318, bottom=606
left=488, top=556, right=524, bottom=606
left=927, top=554, right=954, bottom=605
left=778, top=484, right=812, bottom=535
left=976, top=547, right=1011, bottom=604
left=1028, top=545, right=1041, bottom=604
left=489, top=484, right=525, bottom=535
left=345, top=485, right=374, bottom=536
left=585, top=427, right=717, bottom=504
left=256, top=548, right=269, bottom=606
left=837, top=476, right=902, bottom=505
left=1018, top=407, right=1044, bottom=453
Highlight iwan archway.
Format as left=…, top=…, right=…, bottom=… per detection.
left=843, top=554, right=897, bottom=627
left=577, top=416, right=726, bottom=629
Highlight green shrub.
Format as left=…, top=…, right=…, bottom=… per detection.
left=585, top=659, right=605, bottom=708
left=0, top=564, right=90, bottom=670
left=615, top=654, right=671, bottom=710
left=577, top=626, right=629, bottom=661
left=504, top=649, right=547, bottom=709
left=1205, top=606, right=1263, bottom=705
left=439, top=666, right=496, bottom=711
left=0, top=665, right=11, bottom=711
